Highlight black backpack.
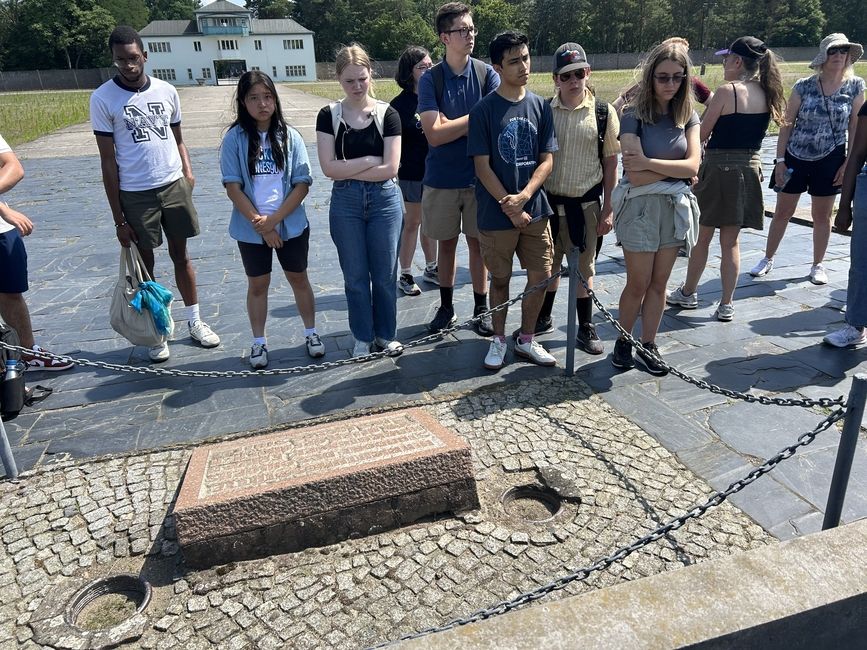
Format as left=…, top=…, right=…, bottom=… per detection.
left=0, top=323, right=25, bottom=421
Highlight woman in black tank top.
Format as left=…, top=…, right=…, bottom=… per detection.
left=666, top=36, right=786, bottom=322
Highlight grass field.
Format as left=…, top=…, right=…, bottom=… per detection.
left=1, top=62, right=865, bottom=146
left=0, top=91, right=92, bottom=147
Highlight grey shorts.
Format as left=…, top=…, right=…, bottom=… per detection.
left=615, top=193, right=685, bottom=253
left=119, top=177, right=199, bottom=249
left=399, top=180, right=423, bottom=204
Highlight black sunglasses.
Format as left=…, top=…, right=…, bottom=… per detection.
left=827, top=46, right=851, bottom=56
left=558, top=69, right=587, bottom=82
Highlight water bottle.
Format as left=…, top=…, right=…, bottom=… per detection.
left=1, top=359, right=25, bottom=418
left=773, top=168, right=794, bottom=193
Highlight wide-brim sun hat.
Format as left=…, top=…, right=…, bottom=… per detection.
left=810, top=33, right=863, bottom=69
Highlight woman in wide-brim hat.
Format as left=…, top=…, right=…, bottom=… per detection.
left=750, top=33, right=865, bottom=285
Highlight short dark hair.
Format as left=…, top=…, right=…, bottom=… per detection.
left=489, top=31, right=529, bottom=66
left=108, top=26, right=144, bottom=53
left=395, top=46, right=430, bottom=91
left=435, top=2, right=471, bottom=35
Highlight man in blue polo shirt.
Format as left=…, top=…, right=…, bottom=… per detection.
left=418, top=2, right=500, bottom=336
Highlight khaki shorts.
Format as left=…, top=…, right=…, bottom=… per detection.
left=119, top=177, right=199, bottom=249
left=551, top=201, right=599, bottom=280
left=421, top=186, right=479, bottom=240
left=614, top=193, right=684, bottom=253
left=478, top=218, right=553, bottom=279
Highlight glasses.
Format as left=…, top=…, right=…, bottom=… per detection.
left=653, top=73, right=687, bottom=85
left=827, top=46, right=851, bottom=56
left=558, top=69, right=587, bottom=82
left=415, top=62, right=433, bottom=70
left=444, top=26, right=477, bottom=39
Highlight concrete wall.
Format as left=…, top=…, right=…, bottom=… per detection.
left=402, top=517, right=867, bottom=649
left=0, top=68, right=115, bottom=92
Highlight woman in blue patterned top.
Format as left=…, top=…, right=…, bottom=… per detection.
left=751, top=33, right=865, bottom=285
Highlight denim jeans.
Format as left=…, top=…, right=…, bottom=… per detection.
left=847, top=171, right=867, bottom=327
left=329, top=179, right=403, bottom=342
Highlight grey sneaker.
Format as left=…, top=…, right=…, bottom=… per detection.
left=351, top=339, right=372, bottom=358
left=473, top=305, right=494, bottom=337
left=666, top=284, right=698, bottom=309
left=750, top=257, right=774, bottom=277
left=374, top=337, right=404, bottom=357
left=306, top=334, right=325, bottom=358
left=398, top=273, right=421, bottom=296
left=484, top=337, right=508, bottom=370
left=250, top=343, right=268, bottom=369
left=422, top=265, right=440, bottom=285
left=715, top=303, right=735, bottom=322
left=149, top=341, right=170, bottom=363
left=576, top=323, right=604, bottom=354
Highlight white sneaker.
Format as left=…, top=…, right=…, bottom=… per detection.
left=189, top=320, right=220, bottom=347
left=306, top=334, right=325, bottom=358
left=715, top=303, right=735, bottom=322
left=823, top=325, right=867, bottom=348
left=666, top=283, right=698, bottom=308
left=351, top=340, right=372, bottom=358
left=374, top=338, right=403, bottom=357
left=809, top=264, right=829, bottom=285
left=149, top=341, right=170, bottom=362
left=750, top=257, right=774, bottom=277
left=250, top=343, right=268, bottom=369
left=514, top=338, right=556, bottom=367
left=484, top=338, right=507, bottom=370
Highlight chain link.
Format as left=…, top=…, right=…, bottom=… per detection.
left=371, top=407, right=846, bottom=648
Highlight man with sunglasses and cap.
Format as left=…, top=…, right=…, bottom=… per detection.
left=535, top=43, right=620, bottom=356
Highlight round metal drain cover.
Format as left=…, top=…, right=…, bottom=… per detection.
left=501, top=484, right=563, bottom=522
left=66, top=574, right=152, bottom=632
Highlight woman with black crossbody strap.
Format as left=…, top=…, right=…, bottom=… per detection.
left=750, top=33, right=865, bottom=285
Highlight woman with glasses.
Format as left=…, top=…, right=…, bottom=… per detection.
left=611, top=39, right=701, bottom=375
left=667, top=37, right=785, bottom=322
left=390, top=46, right=437, bottom=296
left=751, top=33, right=864, bottom=285
left=315, top=43, right=404, bottom=358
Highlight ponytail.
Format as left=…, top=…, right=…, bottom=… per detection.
left=758, top=49, right=786, bottom=125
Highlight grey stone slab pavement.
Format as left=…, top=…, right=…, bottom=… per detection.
left=3, top=83, right=867, bottom=542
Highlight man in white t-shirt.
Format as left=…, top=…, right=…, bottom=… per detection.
left=0, top=134, right=73, bottom=371
left=91, top=26, right=220, bottom=363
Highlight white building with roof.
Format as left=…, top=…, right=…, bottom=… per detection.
left=139, top=0, right=316, bottom=85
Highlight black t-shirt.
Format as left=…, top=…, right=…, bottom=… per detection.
left=389, top=89, right=428, bottom=181
left=315, top=104, right=401, bottom=160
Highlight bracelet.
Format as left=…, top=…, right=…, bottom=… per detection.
left=115, top=222, right=127, bottom=228
left=772, top=158, right=784, bottom=165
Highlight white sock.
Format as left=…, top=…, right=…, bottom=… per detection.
left=186, top=304, right=201, bottom=323
left=253, top=336, right=266, bottom=346
left=426, top=261, right=437, bottom=271
left=304, top=327, right=317, bottom=337
left=401, top=268, right=412, bottom=276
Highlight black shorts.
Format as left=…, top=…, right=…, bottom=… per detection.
left=237, top=227, right=309, bottom=277
left=0, top=229, right=28, bottom=293
left=783, top=145, right=845, bottom=197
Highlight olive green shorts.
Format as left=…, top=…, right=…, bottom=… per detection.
left=119, top=177, right=199, bottom=249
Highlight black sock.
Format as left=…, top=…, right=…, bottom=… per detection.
left=539, top=291, right=556, bottom=321
left=440, top=287, right=454, bottom=310
left=473, top=291, right=487, bottom=309
left=577, top=297, right=593, bottom=326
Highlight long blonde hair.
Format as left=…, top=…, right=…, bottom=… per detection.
left=630, top=40, right=694, bottom=127
left=335, top=43, right=376, bottom=97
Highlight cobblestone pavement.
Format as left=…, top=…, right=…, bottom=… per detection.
left=3, top=84, right=867, bottom=540
left=1, top=377, right=777, bottom=649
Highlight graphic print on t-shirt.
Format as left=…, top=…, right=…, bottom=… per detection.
left=498, top=117, right=538, bottom=167
left=254, top=143, right=278, bottom=175
left=123, top=102, right=170, bottom=143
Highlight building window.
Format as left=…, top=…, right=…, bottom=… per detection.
left=283, top=39, right=303, bottom=50
left=254, top=40, right=262, bottom=50
left=285, top=65, right=306, bottom=77
left=148, top=42, right=171, bottom=53
left=193, top=41, right=202, bottom=52
left=219, top=39, right=238, bottom=51
left=201, top=68, right=212, bottom=79
left=152, top=69, right=176, bottom=81
left=272, top=66, right=277, bottom=78
left=251, top=66, right=260, bottom=71
left=187, top=68, right=193, bottom=80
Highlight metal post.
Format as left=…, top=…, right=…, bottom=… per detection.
left=0, top=417, right=19, bottom=480
left=822, top=374, right=867, bottom=530
left=564, top=248, right=580, bottom=377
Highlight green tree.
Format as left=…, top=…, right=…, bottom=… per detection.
left=764, top=0, right=824, bottom=47
left=292, top=0, right=360, bottom=60
left=99, top=0, right=149, bottom=28
left=146, top=0, right=198, bottom=21
left=471, top=0, right=527, bottom=59
left=246, top=0, right=293, bottom=19
left=822, top=0, right=865, bottom=46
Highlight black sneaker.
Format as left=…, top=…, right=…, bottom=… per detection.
left=576, top=323, right=604, bottom=355
left=636, top=341, right=668, bottom=376
left=473, top=305, right=494, bottom=337
left=510, top=315, right=554, bottom=342
left=428, top=305, right=457, bottom=333
left=611, top=337, right=634, bottom=369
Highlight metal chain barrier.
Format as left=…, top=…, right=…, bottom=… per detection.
left=0, top=271, right=567, bottom=380
left=371, top=406, right=846, bottom=648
